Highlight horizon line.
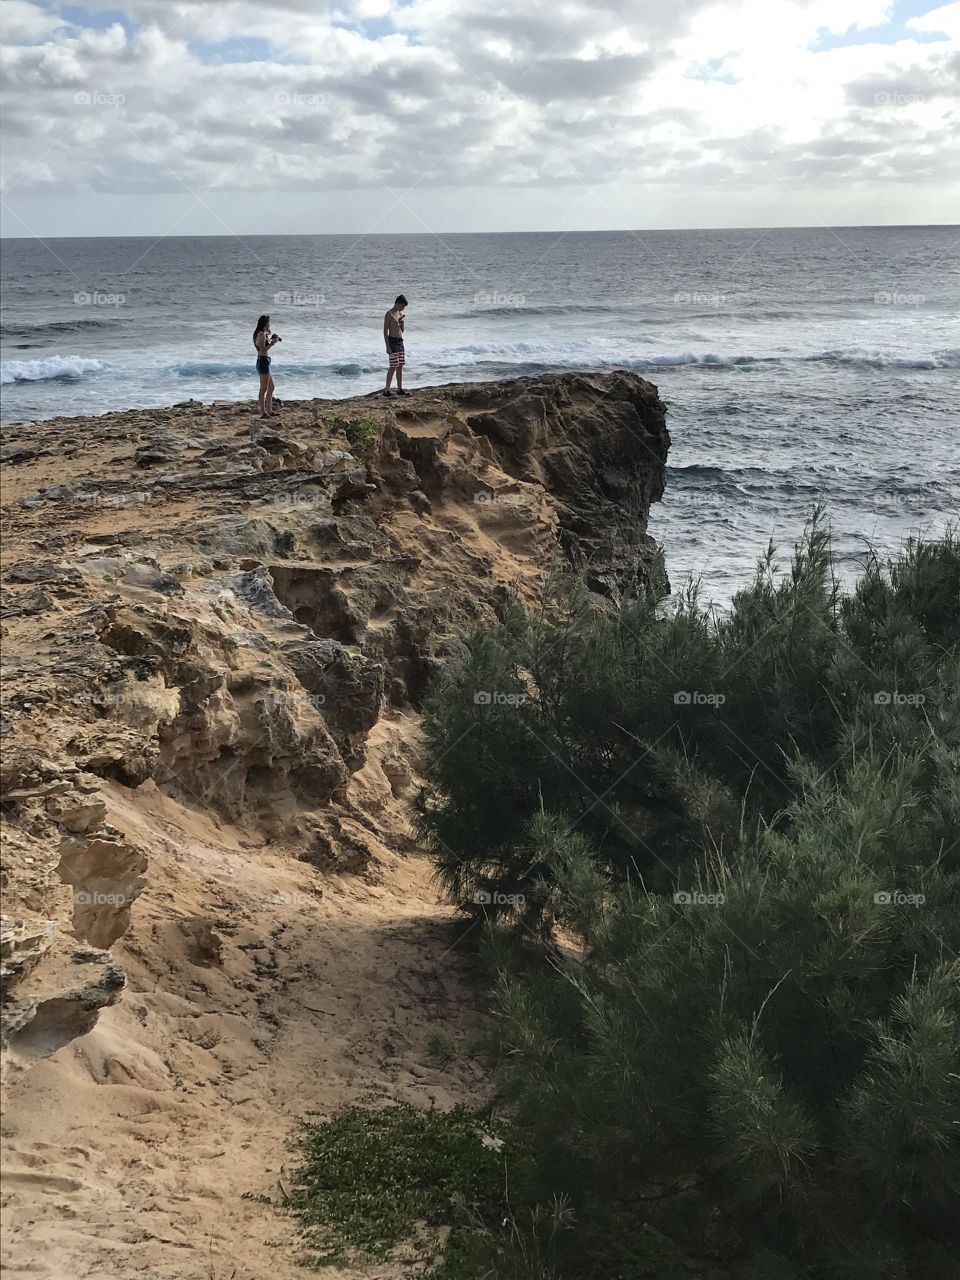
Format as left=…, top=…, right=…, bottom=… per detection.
left=1, top=222, right=958, bottom=242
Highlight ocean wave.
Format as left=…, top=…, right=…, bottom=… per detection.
left=437, top=346, right=771, bottom=368
left=454, top=302, right=813, bottom=323
left=459, top=301, right=625, bottom=321
left=639, top=352, right=766, bottom=368
left=430, top=346, right=960, bottom=376
left=420, top=358, right=560, bottom=378
left=0, top=355, right=106, bottom=385
left=671, top=464, right=743, bottom=480
left=808, top=348, right=960, bottom=370
left=174, top=360, right=376, bottom=378
left=446, top=341, right=545, bottom=357
left=1, top=317, right=124, bottom=342
left=668, top=462, right=960, bottom=510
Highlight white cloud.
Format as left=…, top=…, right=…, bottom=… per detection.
left=0, top=0, right=69, bottom=42
left=907, top=2, right=960, bottom=40
left=0, top=0, right=957, bottom=234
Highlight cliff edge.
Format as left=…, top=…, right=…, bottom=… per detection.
left=0, top=371, right=668, bottom=1278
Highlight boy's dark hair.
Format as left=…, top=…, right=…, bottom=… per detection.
left=395, top=294, right=408, bottom=307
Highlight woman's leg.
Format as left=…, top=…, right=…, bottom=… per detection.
left=265, top=375, right=276, bottom=417
left=258, top=372, right=270, bottom=417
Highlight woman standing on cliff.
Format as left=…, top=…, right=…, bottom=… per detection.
left=253, top=314, right=280, bottom=419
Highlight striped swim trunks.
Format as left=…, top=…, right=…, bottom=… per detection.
left=387, top=336, right=405, bottom=368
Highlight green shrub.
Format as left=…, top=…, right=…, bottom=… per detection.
left=415, top=519, right=959, bottom=925
left=415, top=520, right=960, bottom=1278
left=424, top=1028, right=458, bottom=1066
left=289, top=1102, right=568, bottom=1275
left=327, top=414, right=380, bottom=456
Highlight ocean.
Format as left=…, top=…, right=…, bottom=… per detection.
left=1, top=226, right=957, bottom=605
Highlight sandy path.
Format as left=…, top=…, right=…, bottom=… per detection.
left=1, top=781, right=488, bottom=1280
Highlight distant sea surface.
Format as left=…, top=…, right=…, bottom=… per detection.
left=2, top=227, right=957, bottom=604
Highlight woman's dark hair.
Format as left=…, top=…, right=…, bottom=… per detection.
left=253, top=314, right=270, bottom=342
left=395, top=294, right=407, bottom=307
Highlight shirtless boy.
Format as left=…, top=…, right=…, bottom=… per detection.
left=383, top=294, right=408, bottom=397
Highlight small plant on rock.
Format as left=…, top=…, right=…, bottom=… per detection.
left=327, top=415, right=380, bottom=457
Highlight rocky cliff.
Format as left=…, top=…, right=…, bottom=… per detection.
left=0, top=371, right=668, bottom=1278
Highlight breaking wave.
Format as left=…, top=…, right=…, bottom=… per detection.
left=0, top=355, right=106, bottom=385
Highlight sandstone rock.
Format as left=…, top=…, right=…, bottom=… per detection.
left=301, top=815, right=375, bottom=874
left=0, top=372, right=669, bottom=1077
left=0, top=926, right=125, bottom=1084
left=7, top=560, right=84, bottom=588
left=0, top=916, right=56, bottom=992
left=45, top=788, right=108, bottom=834
left=178, top=916, right=223, bottom=967
left=81, top=556, right=125, bottom=580
left=0, top=586, right=55, bottom=618
left=56, top=831, right=148, bottom=949
left=70, top=726, right=160, bottom=787
left=120, top=562, right=183, bottom=596
left=1, top=445, right=40, bottom=464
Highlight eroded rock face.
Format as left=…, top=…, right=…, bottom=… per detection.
left=57, top=830, right=148, bottom=949
left=0, top=372, right=669, bottom=1078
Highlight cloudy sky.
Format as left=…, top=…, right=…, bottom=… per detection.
left=1, top=0, right=958, bottom=237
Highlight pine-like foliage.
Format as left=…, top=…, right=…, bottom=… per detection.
left=416, top=522, right=960, bottom=1277
left=415, top=519, right=959, bottom=922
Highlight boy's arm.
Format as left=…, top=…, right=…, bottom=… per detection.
left=383, top=311, right=390, bottom=345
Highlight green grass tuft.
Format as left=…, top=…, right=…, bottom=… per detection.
left=327, top=414, right=380, bottom=456
left=289, top=1103, right=505, bottom=1267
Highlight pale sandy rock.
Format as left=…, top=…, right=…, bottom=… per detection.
left=0, top=372, right=669, bottom=1279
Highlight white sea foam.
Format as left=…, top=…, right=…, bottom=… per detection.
left=1, top=355, right=106, bottom=385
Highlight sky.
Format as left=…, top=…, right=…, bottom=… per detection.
left=1, top=0, right=958, bottom=237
